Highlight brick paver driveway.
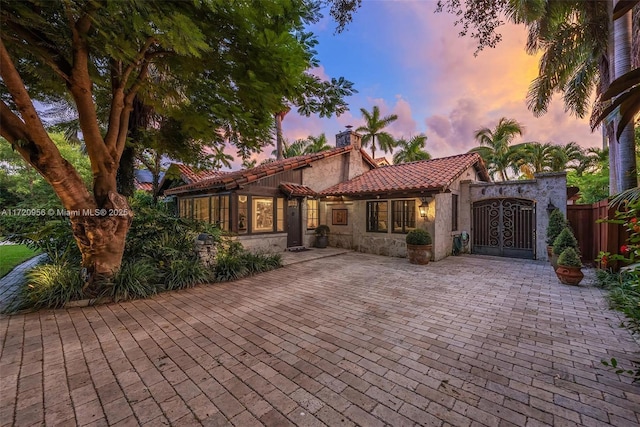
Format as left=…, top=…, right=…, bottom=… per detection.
left=1, top=253, right=639, bottom=426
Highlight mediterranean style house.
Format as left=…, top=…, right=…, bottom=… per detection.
left=165, top=129, right=567, bottom=261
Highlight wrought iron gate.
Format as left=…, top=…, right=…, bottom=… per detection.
left=472, top=198, right=535, bottom=259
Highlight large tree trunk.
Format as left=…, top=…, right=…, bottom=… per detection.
left=613, top=5, right=637, bottom=190
left=274, top=108, right=290, bottom=160
left=117, top=145, right=136, bottom=197
left=608, top=0, right=620, bottom=195
left=71, top=192, right=133, bottom=296
left=0, top=35, right=136, bottom=296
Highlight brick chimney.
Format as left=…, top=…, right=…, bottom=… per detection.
left=336, top=126, right=362, bottom=150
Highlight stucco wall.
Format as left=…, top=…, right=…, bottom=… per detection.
left=431, top=166, right=479, bottom=260
left=302, top=147, right=371, bottom=192
left=314, top=164, right=480, bottom=260
left=322, top=199, right=433, bottom=259
left=461, top=172, right=567, bottom=260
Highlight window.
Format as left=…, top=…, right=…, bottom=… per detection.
left=277, top=198, right=285, bottom=232
left=179, top=198, right=191, bottom=219
left=253, top=197, right=274, bottom=232
left=392, top=200, right=416, bottom=233
left=307, top=199, right=318, bottom=229
left=193, top=197, right=210, bottom=223
left=216, top=195, right=230, bottom=231
left=452, top=194, right=459, bottom=231
left=238, top=195, right=248, bottom=234
left=366, top=201, right=388, bottom=232
left=178, top=195, right=229, bottom=231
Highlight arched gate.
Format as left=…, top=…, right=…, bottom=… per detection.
left=472, top=198, right=535, bottom=259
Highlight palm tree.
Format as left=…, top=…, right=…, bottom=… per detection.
left=392, top=134, right=431, bottom=164
left=514, top=142, right=554, bottom=179
left=241, top=158, right=257, bottom=169
left=509, top=1, right=637, bottom=192
left=469, top=117, right=524, bottom=181
left=356, top=106, right=398, bottom=159
left=574, top=147, right=608, bottom=176
left=271, top=138, right=306, bottom=159
left=303, top=133, right=332, bottom=154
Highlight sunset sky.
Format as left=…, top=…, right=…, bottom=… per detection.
left=237, top=1, right=603, bottom=168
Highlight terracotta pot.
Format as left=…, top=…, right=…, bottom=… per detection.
left=407, top=244, right=432, bottom=265
left=547, top=245, right=553, bottom=262
left=555, top=265, right=584, bottom=285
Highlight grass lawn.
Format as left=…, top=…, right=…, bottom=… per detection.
left=0, top=245, right=40, bottom=278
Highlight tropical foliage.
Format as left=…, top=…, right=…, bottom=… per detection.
left=270, top=133, right=332, bottom=159
left=566, top=148, right=610, bottom=204
left=513, top=141, right=584, bottom=178
left=393, top=134, right=431, bottom=164
left=4, top=194, right=282, bottom=312
left=436, top=0, right=638, bottom=193
left=0, top=0, right=349, bottom=294
left=596, top=198, right=640, bottom=382
left=469, top=117, right=524, bottom=181
left=304, top=134, right=332, bottom=154
left=356, top=106, right=398, bottom=159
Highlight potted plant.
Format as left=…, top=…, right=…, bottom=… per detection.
left=552, top=227, right=579, bottom=269
left=546, top=209, right=566, bottom=261
left=406, top=229, right=433, bottom=265
left=314, top=225, right=330, bottom=248
left=555, top=247, right=584, bottom=285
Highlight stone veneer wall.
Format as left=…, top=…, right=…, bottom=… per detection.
left=460, top=172, right=567, bottom=261
left=234, top=233, right=287, bottom=253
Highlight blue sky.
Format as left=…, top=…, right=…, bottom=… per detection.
left=237, top=1, right=603, bottom=168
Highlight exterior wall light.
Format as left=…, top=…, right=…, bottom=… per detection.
left=419, top=196, right=432, bottom=218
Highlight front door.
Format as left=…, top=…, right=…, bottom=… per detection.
left=287, top=199, right=302, bottom=247
left=472, top=198, right=535, bottom=259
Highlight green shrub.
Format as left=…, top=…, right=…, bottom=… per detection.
left=164, top=258, right=210, bottom=291
left=406, top=229, right=432, bottom=245
left=214, top=252, right=249, bottom=282
left=595, top=269, right=640, bottom=335
left=125, top=194, right=220, bottom=264
left=5, top=219, right=80, bottom=264
left=552, top=227, right=578, bottom=256
left=557, top=247, right=581, bottom=267
left=315, top=225, right=330, bottom=236
left=15, top=262, right=84, bottom=310
left=212, top=244, right=282, bottom=282
left=546, top=209, right=566, bottom=245
left=110, top=260, right=160, bottom=302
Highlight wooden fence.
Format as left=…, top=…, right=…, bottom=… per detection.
left=567, top=200, right=628, bottom=268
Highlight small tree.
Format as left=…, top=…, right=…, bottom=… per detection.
left=546, top=209, right=567, bottom=246
left=557, top=247, right=582, bottom=267
left=553, top=227, right=579, bottom=257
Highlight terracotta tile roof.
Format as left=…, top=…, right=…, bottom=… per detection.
left=166, top=146, right=376, bottom=195
left=320, top=152, right=489, bottom=197
left=174, top=164, right=227, bottom=183
left=279, top=182, right=317, bottom=198
left=134, top=180, right=154, bottom=192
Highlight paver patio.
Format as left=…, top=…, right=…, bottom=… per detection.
left=1, top=252, right=639, bottom=426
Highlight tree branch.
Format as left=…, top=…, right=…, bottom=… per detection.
left=0, top=101, right=30, bottom=145
left=3, top=21, right=73, bottom=82
left=0, top=38, right=52, bottom=144
left=63, top=3, right=113, bottom=178
left=120, top=37, right=156, bottom=91
left=112, top=59, right=151, bottom=160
